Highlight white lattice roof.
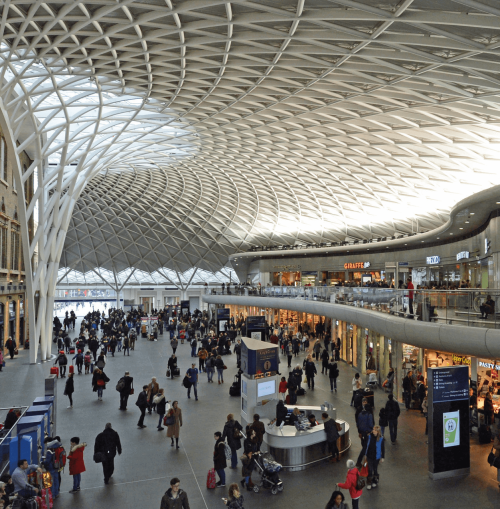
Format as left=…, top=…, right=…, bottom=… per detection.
left=4, top=0, right=500, bottom=280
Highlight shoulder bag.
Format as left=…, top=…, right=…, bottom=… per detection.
left=487, top=447, right=500, bottom=468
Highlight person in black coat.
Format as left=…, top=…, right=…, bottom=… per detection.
left=276, top=400, right=288, bottom=426
left=328, top=359, right=339, bottom=392
left=64, top=372, right=75, bottom=408
left=119, top=372, right=134, bottom=410
left=213, top=432, right=227, bottom=487
left=155, top=389, right=168, bottom=431
left=384, top=394, right=401, bottom=444
left=94, top=423, right=122, bottom=484
left=136, top=385, right=149, bottom=428
left=321, top=349, right=330, bottom=374
left=304, top=356, right=317, bottom=390
left=221, top=414, right=243, bottom=469
left=167, top=355, right=177, bottom=380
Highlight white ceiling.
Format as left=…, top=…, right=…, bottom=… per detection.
left=5, top=0, right=500, bottom=281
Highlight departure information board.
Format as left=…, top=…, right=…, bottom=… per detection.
left=432, top=366, right=469, bottom=403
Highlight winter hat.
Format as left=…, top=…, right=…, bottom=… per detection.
left=346, top=459, right=355, bottom=469
left=59, top=351, right=64, bottom=354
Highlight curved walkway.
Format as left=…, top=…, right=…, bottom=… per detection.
left=202, top=295, right=500, bottom=358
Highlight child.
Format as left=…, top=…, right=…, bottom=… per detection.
left=68, top=437, right=86, bottom=493
left=379, top=407, right=388, bottom=438
left=279, top=377, right=288, bottom=401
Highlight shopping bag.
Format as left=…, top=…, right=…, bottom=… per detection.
left=206, top=468, right=217, bottom=489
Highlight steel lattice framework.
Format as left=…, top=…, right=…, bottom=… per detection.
left=3, top=0, right=500, bottom=361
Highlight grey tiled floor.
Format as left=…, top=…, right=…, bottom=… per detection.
left=2, top=316, right=500, bottom=509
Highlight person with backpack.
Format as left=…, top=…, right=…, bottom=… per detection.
left=222, top=413, right=243, bottom=469
left=336, top=459, right=363, bottom=509
left=65, top=372, right=75, bottom=408
left=95, top=351, right=106, bottom=371
left=83, top=351, right=92, bottom=374
left=68, top=437, right=86, bottom=493
left=384, top=394, right=401, bottom=445
left=147, top=377, right=160, bottom=414
left=198, top=346, right=208, bottom=373
left=190, top=337, right=197, bottom=358
left=117, top=371, right=134, bottom=410
left=364, top=425, right=385, bottom=490
left=136, top=385, right=149, bottom=429
left=44, top=439, right=62, bottom=498
left=94, top=423, right=122, bottom=484
left=54, top=351, right=68, bottom=378
left=213, top=432, right=227, bottom=488
left=72, top=350, right=84, bottom=374
left=167, top=354, right=178, bottom=380
left=328, top=358, right=339, bottom=392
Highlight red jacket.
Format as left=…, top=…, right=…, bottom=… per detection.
left=338, top=468, right=362, bottom=499
left=279, top=381, right=288, bottom=394
left=68, top=444, right=86, bottom=475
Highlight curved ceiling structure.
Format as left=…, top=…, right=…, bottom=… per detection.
left=4, top=0, right=500, bottom=351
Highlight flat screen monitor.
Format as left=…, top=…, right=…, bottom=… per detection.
left=257, top=380, right=276, bottom=398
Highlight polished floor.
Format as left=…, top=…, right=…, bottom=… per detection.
left=2, top=316, right=500, bottom=509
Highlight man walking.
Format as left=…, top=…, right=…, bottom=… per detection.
left=402, top=371, right=414, bottom=410
left=118, top=371, right=134, bottom=410
left=94, top=423, right=122, bottom=484
left=160, top=477, right=190, bottom=509
left=186, top=363, right=199, bottom=401
left=322, top=412, right=340, bottom=462
left=305, top=355, right=317, bottom=390
left=385, top=394, right=401, bottom=445
left=136, top=385, right=149, bottom=428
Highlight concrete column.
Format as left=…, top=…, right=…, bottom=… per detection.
left=15, top=297, right=20, bottom=345
left=393, top=340, right=403, bottom=403
left=357, top=326, right=363, bottom=370
left=361, top=327, right=367, bottom=375
left=417, top=348, right=424, bottom=374
left=383, top=336, right=390, bottom=379
left=4, top=298, right=10, bottom=349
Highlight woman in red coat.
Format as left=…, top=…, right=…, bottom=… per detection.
left=68, top=437, right=86, bottom=493
left=337, top=459, right=363, bottom=509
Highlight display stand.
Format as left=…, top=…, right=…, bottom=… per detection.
left=240, top=337, right=279, bottom=427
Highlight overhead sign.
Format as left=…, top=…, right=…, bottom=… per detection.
left=479, top=360, right=500, bottom=370
left=432, top=366, right=469, bottom=403
left=456, top=251, right=470, bottom=261
left=426, top=256, right=440, bottom=265
left=443, top=411, right=460, bottom=448
left=452, top=354, right=471, bottom=366
left=344, top=262, right=371, bottom=269
left=217, top=308, right=230, bottom=319
left=398, top=262, right=409, bottom=266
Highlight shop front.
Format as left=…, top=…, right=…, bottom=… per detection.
left=476, top=358, right=500, bottom=425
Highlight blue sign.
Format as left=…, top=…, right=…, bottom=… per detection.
left=426, top=256, right=441, bottom=265
left=431, top=366, right=469, bottom=403
left=241, top=340, right=279, bottom=376
left=398, top=262, right=409, bottom=266
left=246, top=316, right=266, bottom=329
left=217, top=308, right=230, bottom=319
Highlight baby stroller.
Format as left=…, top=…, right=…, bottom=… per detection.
left=252, top=452, right=284, bottom=495
left=366, top=372, right=378, bottom=389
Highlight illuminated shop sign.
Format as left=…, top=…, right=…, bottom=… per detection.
left=272, top=265, right=301, bottom=270
left=456, top=251, right=470, bottom=261
left=452, top=354, right=471, bottom=366
left=426, top=256, right=440, bottom=264
left=479, top=360, right=500, bottom=370
left=344, top=262, right=371, bottom=269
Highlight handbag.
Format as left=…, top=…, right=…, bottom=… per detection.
left=97, top=379, right=105, bottom=387
left=234, top=428, right=243, bottom=439
left=487, top=447, right=500, bottom=468
left=223, top=365, right=227, bottom=370
left=93, top=452, right=105, bottom=463
left=165, top=412, right=175, bottom=426
left=130, top=388, right=134, bottom=395
left=167, top=369, right=171, bottom=378
left=359, top=456, right=369, bottom=477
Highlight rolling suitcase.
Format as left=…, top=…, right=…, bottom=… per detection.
left=50, top=366, right=59, bottom=378
left=296, top=388, right=306, bottom=396
left=229, top=384, right=240, bottom=396
left=69, top=365, right=74, bottom=374
left=206, top=468, right=216, bottom=489
left=173, top=367, right=180, bottom=377
left=69, top=347, right=75, bottom=354
left=285, top=395, right=290, bottom=404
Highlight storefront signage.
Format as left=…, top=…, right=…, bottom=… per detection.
left=273, top=265, right=300, bottom=270
left=452, top=354, right=471, bottom=366
left=443, top=411, right=460, bottom=448
left=479, top=360, right=500, bottom=370
left=426, top=256, right=440, bottom=265
left=344, top=262, right=371, bottom=269
left=398, top=262, right=409, bottom=266
left=432, top=366, right=469, bottom=403
left=456, top=251, right=470, bottom=261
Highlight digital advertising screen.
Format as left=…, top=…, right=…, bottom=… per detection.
left=257, top=380, right=276, bottom=398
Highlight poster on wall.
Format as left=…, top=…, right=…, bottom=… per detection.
left=251, top=331, right=261, bottom=340
left=218, top=320, right=227, bottom=333
left=443, top=411, right=460, bottom=448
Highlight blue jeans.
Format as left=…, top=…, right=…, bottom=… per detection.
left=123, top=347, right=130, bottom=355
left=49, top=469, right=59, bottom=497
left=73, top=474, right=81, bottom=490
left=231, top=449, right=237, bottom=469
left=217, top=368, right=224, bottom=382
left=117, top=342, right=122, bottom=352
left=216, top=468, right=225, bottom=485
left=380, top=426, right=385, bottom=437
left=191, top=346, right=197, bottom=357
left=188, top=382, right=198, bottom=399
left=98, top=387, right=103, bottom=398
left=158, top=413, right=165, bottom=428
left=207, top=368, right=214, bottom=382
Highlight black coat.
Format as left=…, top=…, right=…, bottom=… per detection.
left=385, top=399, right=401, bottom=421
left=222, top=419, right=243, bottom=451
left=156, top=395, right=167, bottom=415
left=213, top=439, right=227, bottom=470
left=64, top=377, right=74, bottom=395
left=305, top=361, right=317, bottom=377
left=94, top=427, right=122, bottom=459
left=136, top=390, right=148, bottom=409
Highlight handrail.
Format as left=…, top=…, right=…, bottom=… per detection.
left=202, top=294, right=500, bottom=359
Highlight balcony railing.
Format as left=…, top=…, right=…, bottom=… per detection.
left=205, top=285, right=500, bottom=329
